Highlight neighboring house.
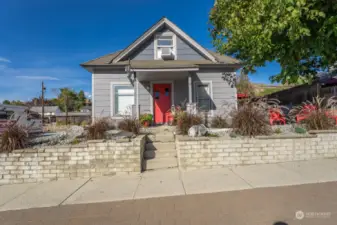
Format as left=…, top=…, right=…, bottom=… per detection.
left=30, top=106, right=61, bottom=117
left=30, top=106, right=90, bottom=124
left=80, top=106, right=92, bottom=113
left=81, top=17, right=241, bottom=124
left=266, top=73, right=337, bottom=106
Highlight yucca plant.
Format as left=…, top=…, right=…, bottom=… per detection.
left=290, top=96, right=337, bottom=130
left=0, top=124, right=28, bottom=153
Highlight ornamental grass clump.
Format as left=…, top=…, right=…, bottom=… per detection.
left=118, top=117, right=141, bottom=135
left=175, top=111, right=203, bottom=135
left=0, top=124, right=28, bottom=153
left=211, top=115, right=228, bottom=128
left=87, top=119, right=110, bottom=140
left=290, top=96, right=337, bottom=130
left=231, top=98, right=273, bottom=137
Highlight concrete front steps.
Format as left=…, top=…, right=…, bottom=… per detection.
left=144, top=132, right=178, bottom=171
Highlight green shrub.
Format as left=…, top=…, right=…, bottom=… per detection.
left=80, top=120, right=88, bottom=127
left=176, top=111, right=203, bottom=135
left=56, top=121, right=66, bottom=126
left=118, top=117, right=141, bottom=135
left=71, top=138, right=80, bottom=145
left=87, top=119, right=110, bottom=140
left=139, top=114, right=153, bottom=124
left=229, top=132, right=237, bottom=138
left=211, top=115, right=228, bottom=128
left=0, top=124, right=28, bottom=153
left=274, top=127, right=282, bottom=134
left=295, top=127, right=307, bottom=134
left=231, top=98, right=272, bottom=137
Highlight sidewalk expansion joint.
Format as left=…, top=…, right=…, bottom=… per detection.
left=0, top=182, right=42, bottom=208
left=58, top=178, right=92, bottom=206
left=132, top=176, right=142, bottom=199
left=178, top=169, right=187, bottom=195
left=229, top=167, right=254, bottom=188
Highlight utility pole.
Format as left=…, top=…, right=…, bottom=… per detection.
left=41, top=81, right=46, bottom=127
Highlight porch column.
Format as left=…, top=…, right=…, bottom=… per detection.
left=188, top=73, right=192, bottom=103
left=135, top=72, right=139, bottom=119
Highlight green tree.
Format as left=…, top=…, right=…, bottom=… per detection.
left=2, top=100, right=11, bottom=105
left=55, top=88, right=78, bottom=125
left=10, top=100, right=25, bottom=106
left=236, top=70, right=255, bottom=96
left=76, top=90, right=86, bottom=110
left=210, top=0, right=337, bottom=84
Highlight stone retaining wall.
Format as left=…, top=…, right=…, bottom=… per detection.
left=0, top=136, right=145, bottom=185
left=176, top=131, right=337, bottom=170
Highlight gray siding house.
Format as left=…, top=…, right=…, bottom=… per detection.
left=81, top=17, right=241, bottom=124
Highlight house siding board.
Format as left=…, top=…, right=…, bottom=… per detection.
left=131, top=38, right=155, bottom=60
left=174, top=78, right=189, bottom=106
left=192, top=72, right=237, bottom=114
left=176, top=36, right=205, bottom=60
left=138, top=81, right=151, bottom=114
left=128, top=26, right=206, bottom=61
left=93, top=72, right=132, bottom=118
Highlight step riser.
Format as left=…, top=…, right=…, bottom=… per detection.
left=145, top=158, right=178, bottom=170
left=145, top=143, right=176, bottom=151
left=147, top=135, right=175, bottom=143
left=144, top=150, right=176, bottom=159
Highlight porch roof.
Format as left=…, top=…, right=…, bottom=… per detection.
left=80, top=50, right=242, bottom=69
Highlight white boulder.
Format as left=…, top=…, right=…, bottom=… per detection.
left=188, top=124, right=208, bottom=137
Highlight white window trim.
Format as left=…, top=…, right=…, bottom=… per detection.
left=193, top=80, right=214, bottom=116
left=154, top=33, right=177, bottom=60
left=150, top=81, right=175, bottom=116
left=110, top=82, right=135, bottom=118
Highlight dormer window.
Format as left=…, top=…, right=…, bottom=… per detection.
left=155, top=33, right=176, bottom=60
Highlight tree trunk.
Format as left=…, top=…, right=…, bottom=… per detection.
left=65, top=95, right=69, bottom=125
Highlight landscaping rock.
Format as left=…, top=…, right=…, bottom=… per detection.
left=188, top=124, right=208, bottom=137
left=208, top=128, right=232, bottom=136
left=29, top=132, right=67, bottom=146
left=105, top=130, right=135, bottom=140
left=66, top=126, right=85, bottom=140
left=29, top=126, right=85, bottom=147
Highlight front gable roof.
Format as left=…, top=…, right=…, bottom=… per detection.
left=112, top=17, right=217, bottom=63
left=81, top=17, right=242, bottom=70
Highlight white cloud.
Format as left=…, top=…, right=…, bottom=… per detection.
left=0, top=65, right=90, bottom=101
left=0, top=57, right=11, bottom=63
left=16, top=75, right=60, bottom=81
left=84, top=91, right=92, bottom=98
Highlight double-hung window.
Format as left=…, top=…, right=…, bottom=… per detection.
left=113, top=85, right=134, bottom=116
left=195, top=82, right=212, bottom=112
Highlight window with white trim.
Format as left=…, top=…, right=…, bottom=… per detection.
left=113, top=85, right=134, bottom=115
left=195, top=82, right=212, bottom=112
left=155, top=34, right=176, bottom=59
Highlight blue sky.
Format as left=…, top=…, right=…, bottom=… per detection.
left=0, top=0, right=281, bottom=102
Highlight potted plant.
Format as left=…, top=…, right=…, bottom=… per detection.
left=140, top=114, right=153, bottom=127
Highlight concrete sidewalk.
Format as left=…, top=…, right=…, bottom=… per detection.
left=1, top=158, right=337, bottom=212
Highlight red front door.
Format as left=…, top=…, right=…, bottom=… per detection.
left=153, top=84, right=171, bottom=124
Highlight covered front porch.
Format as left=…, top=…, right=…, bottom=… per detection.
left=133, top=69, right=215, bottom=124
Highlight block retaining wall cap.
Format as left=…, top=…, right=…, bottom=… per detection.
left=308, top=130, right=337, bottom=134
